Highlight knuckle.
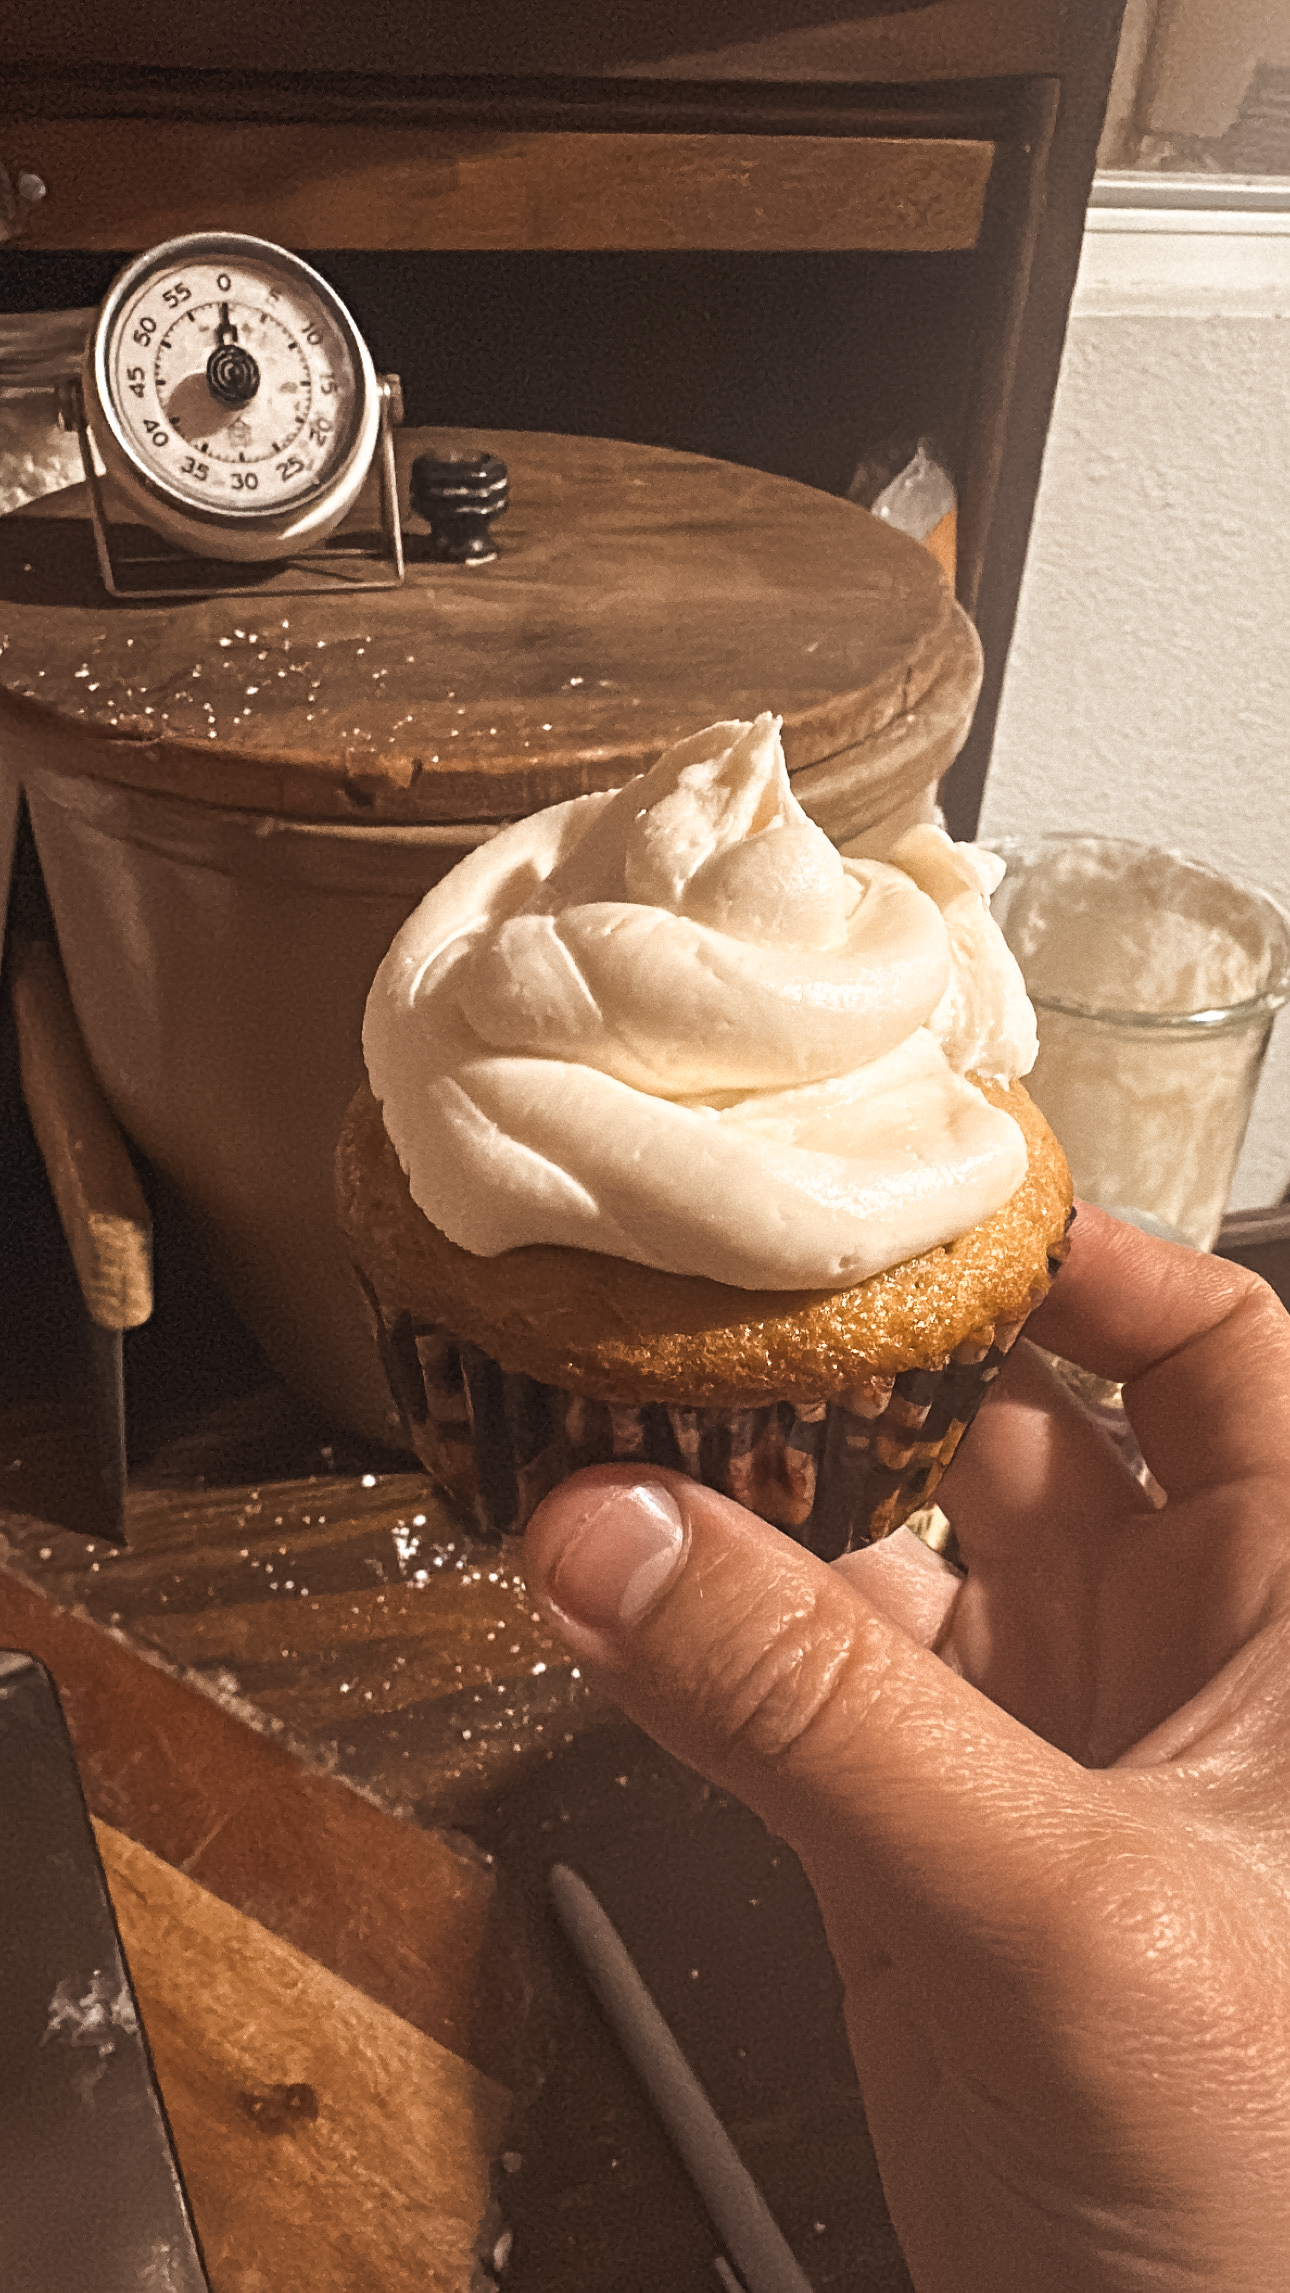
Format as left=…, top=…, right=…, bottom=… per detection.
left=698, top=1581, right=886, bottom=1772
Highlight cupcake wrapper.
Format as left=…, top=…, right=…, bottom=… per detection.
left=358, top=1227, right=1071, bottom=1559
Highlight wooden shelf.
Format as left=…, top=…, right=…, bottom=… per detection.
left=2, top=116, right=993, bottom=253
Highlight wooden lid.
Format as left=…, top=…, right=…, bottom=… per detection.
left=0, top=428, right=981, bottom=837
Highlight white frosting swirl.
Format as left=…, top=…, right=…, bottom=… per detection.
left=364, top=714, right=1038, bottom=1289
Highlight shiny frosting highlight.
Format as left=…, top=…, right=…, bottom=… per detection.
left=364, top=715, right=1038, bottom=1289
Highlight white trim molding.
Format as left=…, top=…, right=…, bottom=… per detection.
left=1078, top=174, right=1290, bottom=313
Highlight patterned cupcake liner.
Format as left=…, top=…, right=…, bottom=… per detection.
left=359, top=1226, right=1070, bottom=1559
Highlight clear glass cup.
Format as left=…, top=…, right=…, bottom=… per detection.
left=989, top=835, right=1290, bottom=1251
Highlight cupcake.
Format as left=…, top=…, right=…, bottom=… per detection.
left=337, top=715, right=1071, bottom=1558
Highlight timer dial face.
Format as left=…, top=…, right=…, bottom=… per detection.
left=88, top=235, right=380, bottom=556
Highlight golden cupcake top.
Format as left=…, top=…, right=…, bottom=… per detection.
left=336, top=1075, right=1071, bottom=1404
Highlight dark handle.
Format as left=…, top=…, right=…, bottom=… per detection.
left=408, top=451, right=509, bottom=564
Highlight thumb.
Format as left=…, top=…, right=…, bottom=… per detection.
left=524, top=1465, right=1098, bottom=1991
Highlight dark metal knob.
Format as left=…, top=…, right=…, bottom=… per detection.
left=408, top=451, right=508, bottom=564
left=207, top=343, right=260, bottom=406
left=207, top=301, right=260, bottom=406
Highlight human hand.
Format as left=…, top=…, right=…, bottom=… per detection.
left=523, top=1205, right=1290, bottom=2291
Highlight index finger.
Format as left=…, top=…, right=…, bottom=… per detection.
left=1023, top=1201, right=1290, bottom=1496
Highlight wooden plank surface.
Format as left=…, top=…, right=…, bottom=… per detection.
left=0, top=1368, right=909, bottom=2290
left=0, top=1394, right=587, bottom=1837
left=97, top=1820, right=510, bottom=2293
left=1, top=120, right=992, bottom=252
left=0, top=1534, right=531, bottom=2088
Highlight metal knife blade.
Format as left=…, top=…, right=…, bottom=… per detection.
left=0, top=1649, right=211, bottom=2291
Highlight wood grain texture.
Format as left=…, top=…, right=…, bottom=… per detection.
left=0, top=1551, right=528, bottom=2087
left=0, top=429, right=981, bottom=834
left=0, top=1367, right=909, bottom=2289
left=96, top=1821, right=510, bottom=2293
left=1, top=119, right=992, bottom=252
left=0, top=1402, right=585, bottom=1871
left=9, top=934, right=153, bottom=1331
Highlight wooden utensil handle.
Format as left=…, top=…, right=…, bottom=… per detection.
left=10, top=933, right=153, bottom=1332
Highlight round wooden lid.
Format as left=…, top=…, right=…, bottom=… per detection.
left=0, top=428, right=981, bottom=837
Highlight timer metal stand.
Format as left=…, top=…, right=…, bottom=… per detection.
left=59, top=373, right=407, bottom=602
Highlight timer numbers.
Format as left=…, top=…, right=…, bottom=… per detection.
left=111, top=259, right=356, bottom=514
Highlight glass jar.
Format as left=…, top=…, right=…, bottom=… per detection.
left=990, top=834, right=1290, bottom=1250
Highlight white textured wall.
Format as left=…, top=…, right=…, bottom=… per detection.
left=981, top=196, right=1290, bottom=1210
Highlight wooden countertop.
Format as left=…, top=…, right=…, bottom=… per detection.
left=0, top=1390, right=913, bottom=2291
